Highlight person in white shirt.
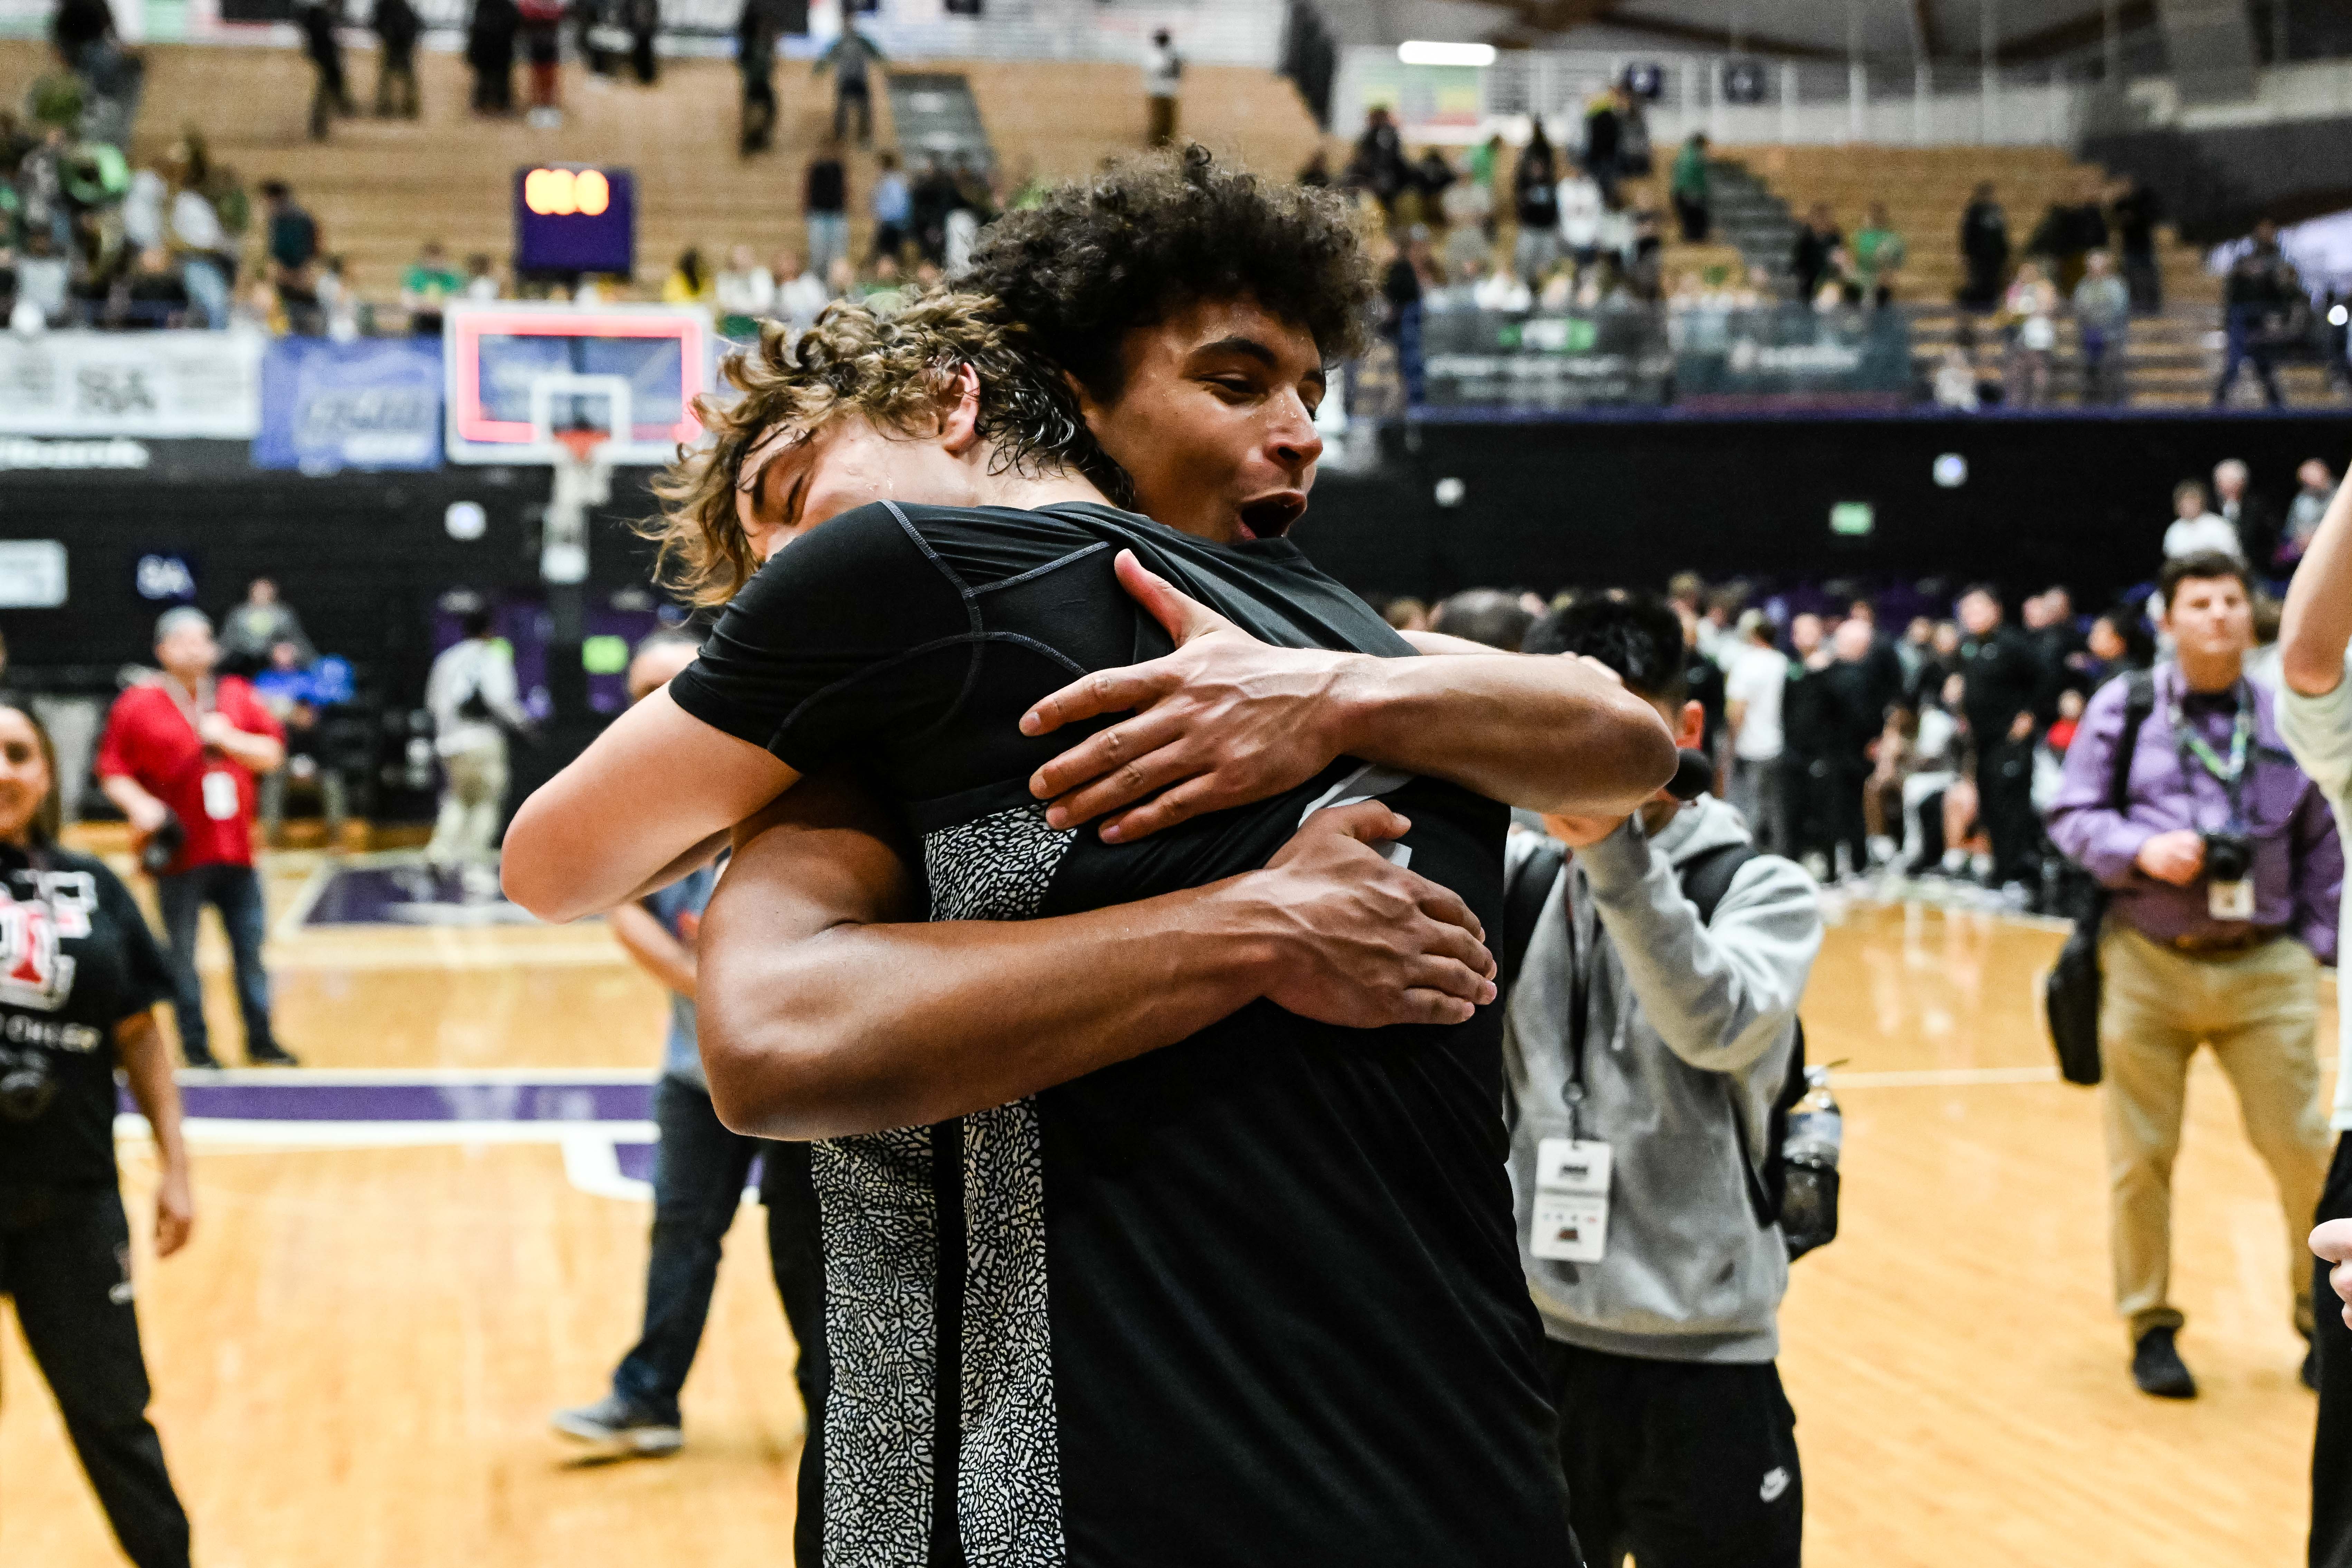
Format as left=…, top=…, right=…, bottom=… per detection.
left=2164, top=478, right=2243, bottom=560
left=1556, top=171, right=1603, bottom=268
left=1472, top=258, right=1532, bottom=314
left=1144, top=28, right=1181, bottom=146
left=425, top=606, right=533, bottom=892
left=2271, top=464, right=2352, bottom=1563
left=1723, top=610, right=1791, bottom=853
left=772, top=249, right=829, bottom=330
left=713, top=244, right=775, bottom=326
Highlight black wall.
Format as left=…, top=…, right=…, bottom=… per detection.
left=1293, top=412, right=2352, bottom=611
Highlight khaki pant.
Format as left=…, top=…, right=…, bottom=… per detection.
left=427, top=741, right=509, bottom=872
left=2099, top=921, right=2329, bottom=1342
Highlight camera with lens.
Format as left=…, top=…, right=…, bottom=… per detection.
left=2202, top=830, right=2255, bottom=884
left=0, top=1042, right=56, bottom=1122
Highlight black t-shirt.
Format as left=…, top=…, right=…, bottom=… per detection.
left=670, top=501, right=1571, bottom=1568
left=0, top=848, right=172, bottom=1190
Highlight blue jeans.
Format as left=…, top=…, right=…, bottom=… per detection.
left=611, top=1075, right=770, bottom=1423
left=2216, top=306, right=2286, bottom=407
left=153, top=863, right=275, bottom=1063
left=180, top=258, right=229, bottom=330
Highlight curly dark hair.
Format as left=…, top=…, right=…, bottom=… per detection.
left=958, top=144, right=1376, bottom=400
left=645, top=291, right=1131, bottom=605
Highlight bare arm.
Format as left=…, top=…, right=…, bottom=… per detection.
left=117, top=1011, right=193, bottom=1258
left=101, top=773, right=170, bottom=834
left=697, top=770, right=1496, bottom=1140
left=2283, top=470, right=2352, bottom=696
left=502, top=685, right=799, bottom=923
left=609, top=901, right=696, bottom=997
left=197, top=715, right=285, bottom=774
left=1023, top=551, right=1676, bottom=841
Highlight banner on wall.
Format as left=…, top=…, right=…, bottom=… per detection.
left=1672, top=306, right=1913, bottom=409
left=254, top=335, right=445, bottom=472
left=0, top=329, right=264, bottom=437
left=1421, top=309, right=1675, bottom=412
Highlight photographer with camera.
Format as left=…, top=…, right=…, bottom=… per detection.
left=424, top=603, right=533, bottom=897
left=0, top=700, right=198, bottom=1568
left=2048, top=549, right=2340, bottom=1400
left=1503, top=594, right=1825, bottom=1568
left=97, top=607, right=295, bottom=1069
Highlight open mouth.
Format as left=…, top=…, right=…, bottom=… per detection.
left=1235, top=493, right=1307, bottom=541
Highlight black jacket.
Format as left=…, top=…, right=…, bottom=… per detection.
left=1959, top=625, right=2051, bottom=738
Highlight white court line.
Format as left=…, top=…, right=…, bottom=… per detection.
left=1833, top=1065, right=2060, bottom=1089
left=117, top=1115, right=659, bottom=1148
left=171, top=1066, right=656, bottom=1085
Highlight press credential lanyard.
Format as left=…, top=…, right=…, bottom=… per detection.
left=164, top=677, right=241, bottom=824
left=2167, top=675, right=2254, bottom=920
left=1530, top=867, right=1613, bottom=1264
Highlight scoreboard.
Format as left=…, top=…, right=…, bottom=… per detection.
left=514, top=165, right=636, bottom=277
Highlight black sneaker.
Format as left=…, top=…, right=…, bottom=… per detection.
left=246, top=1040, right=301, bottom=1067
left=550, top=1392, right=683, bottom=1456
left=2132, top=1326, right=2198, bottom=1399
left=181, top=1043, right=220, bottom=1070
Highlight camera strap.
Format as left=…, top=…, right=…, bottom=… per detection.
left=2164, top=673, right=2252, bottom=834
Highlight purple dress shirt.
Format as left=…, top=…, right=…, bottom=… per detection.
left=2046, top=663, right=2342, bottom=961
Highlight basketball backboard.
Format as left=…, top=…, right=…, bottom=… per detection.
left=442, top=302, right=715, bottom=466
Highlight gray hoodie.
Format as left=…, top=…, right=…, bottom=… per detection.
left=1504, top=793, right=1823, bottom=1362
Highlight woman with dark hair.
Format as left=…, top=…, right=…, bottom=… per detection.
left=0, top=700, right=196, bottom=1568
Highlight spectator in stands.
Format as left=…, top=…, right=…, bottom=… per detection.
left=1379, top=233, right=1428, bottom=405
left=1348, top=105, right=1407, bottom=216
left=1851, top=202, right=1904, bottom=306
left=518, top=0, right=564, bottom=127
left=2110, top=174, right=2164, bottom=313
left=1780, top=613, right=1834, bottom=875
left=855, top=253, right=904, bottom=313
left=1409, top=147, right=1456, bottom=236
left=1556, top=162, right=1602, bottom=279
left=1513, top=124, right=1561, bottom=284
left=1933, top=347, right=1981, bottom=411
left=98, top=607, right=298, bottom=1068
left=1789, top=205, right=1841, bottom=307
left=1725, top=609, right=1791, bottom=854
left=2165, top=479, right=2242, bottom=561
left=1143, top=28, right=1181, bottom=148
left=113, top=246, right=186, bottom=328
left=401, top=239, right=463, bottom=335
left=1472, top=256, right=1531, bottom=314
left=2001, top=260, right=2060, bottom=409
left=1817, top=617, right=1893, bottom=877
left=464, top=252, right=499, bottom=300
left=661, top=247, right=713, bottom=309
left=713, top=244, right=772, bottom=336
left=817, top=22, right=880, bottom=145
left=869, top=150, right=908, bottom=264
left=2215, top=219, right=2299, bottom=408
left=735, top=0, right=781, bottom=155
left=1959, top=181, right=2010, bottom=311
left=908, top=156, right=958, bottom=265
left=1431, top=588, right=1534, bottom=652
left=2073, top=249, right=2131, bottom=405
left=1956, top=585, right=2049, bottom=896
left=372, top=0, right=421, bottom=117
left=1581, top=84, right=1623, bottom=206
left=2213, top=458, right=2279, bottom=571
left=467, top=0, right=520, bottom=114
left=800, top=138, right=848, bottom=283
left=1668, top=131, right=1709, bottom=242
left=2029, top=173, right=2108, bottom=295
left=772, top=250, right=826, bottom=327
left=2029, top=586, right=2091, bottom=695
left=260, top=180, right=317, bottom=290
left=164, top=151, right=234, bottom=331
left=2051, top=550, right=2337, bottom=1400
left=2280, top=458, right=2338, bottom=568
left=1506, top=594, right=1820, bottom=1568
left=624, top=0, right=657, bottom=85
left=297, top=0, right=354, bottom=141
left=426, top=604, right=533, bottom=896
left=221, top=578, right=314, bottom=677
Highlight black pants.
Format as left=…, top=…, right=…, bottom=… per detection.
left=1818, top=753, right=1869, bottom=877
left=740, top=71, right=776, bottom=153
left=1673, top=192, right=1709, bottom=243
left=1543, top=1340, right=1801, bottom=1568
left=762, top=1140, right=827, bottom=1568
left=2313, top=1133, right=2352, bottom=1568
left=1974, top=737, right=2040, bottom=886
left=834, top=78, right=870, bottom=142
left=0, top=1186, right=190, bottom=1568
left=374, top=44, right=419, bottom=116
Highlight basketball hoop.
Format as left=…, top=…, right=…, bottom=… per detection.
left=553, top=427, right=609, bottom=466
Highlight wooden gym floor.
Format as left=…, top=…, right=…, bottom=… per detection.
left=0, top=856, right=2331, bottom=1566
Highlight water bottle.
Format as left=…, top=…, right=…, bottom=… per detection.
left=1778, top=1065, right=1841, bottom=1261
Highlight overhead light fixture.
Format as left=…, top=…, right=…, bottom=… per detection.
left=1398, top=40, right=1496, bottom=67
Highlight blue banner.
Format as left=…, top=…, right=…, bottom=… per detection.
left=253, top=336, right=444, bottom=472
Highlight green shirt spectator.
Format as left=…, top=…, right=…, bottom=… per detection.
left=1851, top=202, right=1906, bottom=303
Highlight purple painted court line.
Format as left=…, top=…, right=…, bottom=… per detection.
left=300, top=864, right=539, bottom=928
left=615, top=1142, right=657, bottom=1183
left=122, top=1074, right=654, bottom=1124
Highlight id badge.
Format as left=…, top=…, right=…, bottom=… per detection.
left=200, top=769, right=240, bottom=822
left=2209, top=879, right=2256, bottom=921
left=1531, top=1137, right=1612, bottom=1263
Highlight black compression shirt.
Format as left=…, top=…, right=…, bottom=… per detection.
left=0, top=849, right=173, bottom=1190
left=670, top=500, right=1574, bottom=1568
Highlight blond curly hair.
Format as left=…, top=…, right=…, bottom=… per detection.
left=644, top=290, right=1131, bottom=606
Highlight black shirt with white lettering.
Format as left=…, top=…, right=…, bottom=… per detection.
left=0, top=848, right=174, bottom=1190
left=670, top=501, right=1573, bottom=1568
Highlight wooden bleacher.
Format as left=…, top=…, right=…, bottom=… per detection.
left=0, top=39, right=1323, bottom=306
